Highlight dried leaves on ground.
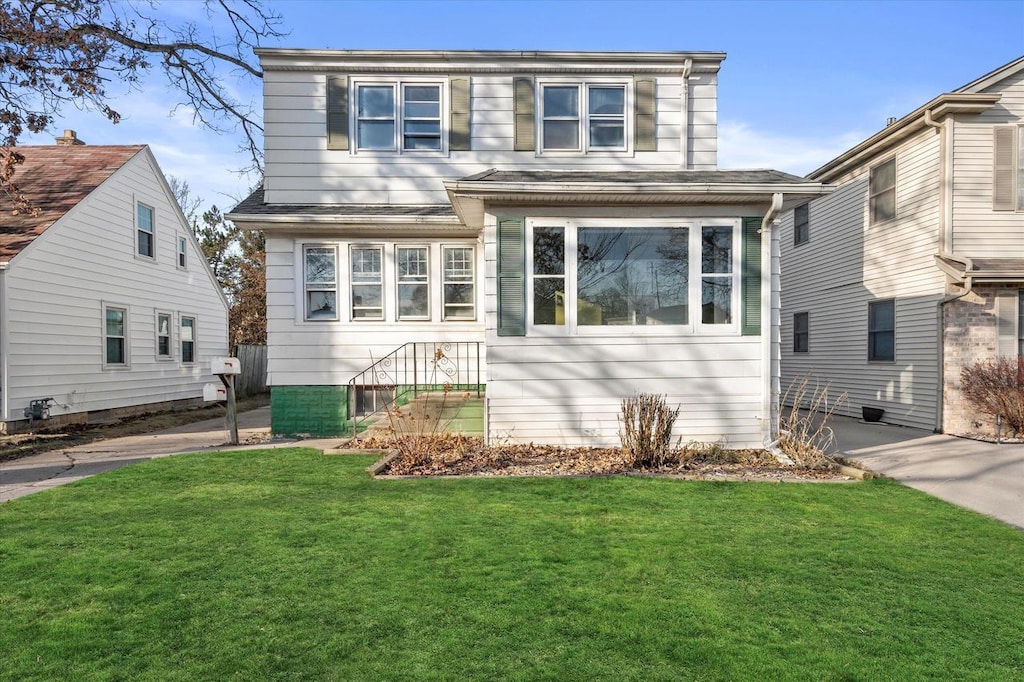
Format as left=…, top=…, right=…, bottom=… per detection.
left=347, top=434, right=852, bottom=481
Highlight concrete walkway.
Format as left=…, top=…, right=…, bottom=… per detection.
left=0, top=407, right=278, bottom=503
left=829, top=415, right=1024, bottom=530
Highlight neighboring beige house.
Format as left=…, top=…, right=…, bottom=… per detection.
left=229, top=49, right=831, bottom=446
left=0, top=132, right=229, bottom=430
left=779, top=56, right=1024, bottom=435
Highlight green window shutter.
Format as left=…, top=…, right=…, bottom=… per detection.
left=497, top=217, right=526, bottom=336
left=634, top=77, right=657, bottom=152
left=741, top=217, right=762, bottom=336
left=450, top=76, right=471, bottom=151
left=513, top=77, right=535, bottom=152
left=993, top=126, right=1015, bottom=211
left=326, top=75, right=349, bottom=151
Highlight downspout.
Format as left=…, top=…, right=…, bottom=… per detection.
left=761, top=193, right=784, bottom=448
left=924, top=108, right=958, bottom=433
left=0, top=263, right=8, bottom=424
left=680, top=58, right=692, bottom=169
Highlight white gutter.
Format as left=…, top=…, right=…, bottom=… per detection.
left=0, top=263, right=8, bottom=423
left=923, top=108, right=953, bottom=252
left=680, top=58, right=692, bottom=169
left=761, top=193, right=784, bottom=447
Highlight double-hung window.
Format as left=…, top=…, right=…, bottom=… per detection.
left=156, top=312, right=172, bottom=359
left=180, top=316, right=196, bottom=364
left=177, top=236, right=187, bottom=268
left=793, top=203, right=810, bottom=245
left=443, top=246, right=475, bottom=320
left=397, top=246, right=429, bottom=320
left=351, top=246, right=384, bottom=319
left=868, top=299, right=895, bottom=362
left=137, top=203, right=155, bottom=258
left=355, top=81, right=442, bottom=152
left=304, top=245, right=339, bottom=321
left=540, top=82, right=627, bottom=153
left=869, top=157, right=896, bottom=224
left=527, top=219, right=738, bottom=333
left=103, top=304, right=128, bottom=367
left=793, top=312, right=809, bottom=353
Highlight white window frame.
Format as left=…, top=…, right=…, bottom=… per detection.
left=350, top=244, right=385, bottom=321
left=136, top=201, right=156, bottom=260
left=869, top=157, right=897, bottom=225
left=441, top=244, right=476, bottom=321
left=537, top=78, right=631, bottom=155
left=102, top=303, right=130, bottom=369
left=180, top=314, right=197, bottom=365
left=351, top=78, right=448, bottom=155
left=396, top=244, right=430, bottom=321
left=525, top=218, right=741, bottom=337
left=303, top=244, right=340, bottom=322
left=155, top=310, right=173, bottom=360
left=177, top=235, right=188, bottom=269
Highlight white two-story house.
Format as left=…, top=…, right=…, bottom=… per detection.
left=228, top=49, right=831, bottom=446
left=779, top=56, right=1024, bottom=436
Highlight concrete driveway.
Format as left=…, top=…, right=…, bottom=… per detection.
left=1, top=406, right=274, bottom=503
left=829, top=415, right=1024, bottom=530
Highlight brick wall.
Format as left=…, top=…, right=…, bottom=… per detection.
left=271, top=386, right=350, bottom=437
left=942, top=286, right=1013, bottom=436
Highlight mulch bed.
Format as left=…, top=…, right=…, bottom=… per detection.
left=347, top=435, right=856, bottom=481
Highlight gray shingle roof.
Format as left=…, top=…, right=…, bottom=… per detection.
left=229, top=188, right=456, bottom=217
left=457, top=169, right=809, bottom=184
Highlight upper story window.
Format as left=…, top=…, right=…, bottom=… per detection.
left=994, top=125, right=1024, bottom=211
left=793, top=203, right=810, bottom=246
left=539, top=81, right=628, bottom=153
left=355, top=81, right=443, bottom=152
left=869, top=157, right=896, bottom=225
left=177, top=236, right=187, bottom=268
left=527, top=219, right=739, bottom=334
left=136, top=203, right=155, bottom=258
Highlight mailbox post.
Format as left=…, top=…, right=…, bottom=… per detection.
left=211, top=357, right=242, bottom=445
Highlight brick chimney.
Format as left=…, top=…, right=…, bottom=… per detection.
left=55, top=129, right=85, bottom=146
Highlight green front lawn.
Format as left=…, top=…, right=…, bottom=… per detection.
left=1, top=449, right=1022, bottom=681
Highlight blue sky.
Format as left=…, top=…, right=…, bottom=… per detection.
left=24, top=0, right=1024, bottom=210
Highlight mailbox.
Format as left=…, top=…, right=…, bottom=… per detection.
left=203, top=383, right=228, bottom=402
left=211, top=357, right=241, bottom=375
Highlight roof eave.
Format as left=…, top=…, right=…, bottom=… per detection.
left=809, top=93, right=1002, bottom=182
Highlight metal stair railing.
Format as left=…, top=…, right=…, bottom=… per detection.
left=348, top=341, right=482, bottom=436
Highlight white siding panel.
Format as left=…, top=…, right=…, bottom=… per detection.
left=3, top=151, right=229, bottom=421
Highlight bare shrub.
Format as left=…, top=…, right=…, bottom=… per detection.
left=619, top=392, right=680, bottom=468
left=779, top=376, right=847, bottom=468
left=961, top=356, right=1024, bottom=435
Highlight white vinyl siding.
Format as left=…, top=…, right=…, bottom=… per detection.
left=1, top=149, right=229, bottom=421
left=485, top=211, right=767, bottom=448
left=780, top=126, right=945, bottom=430
left=265, top=235, right=484, bottom=387
left=260, top=63, right=718, bottom=205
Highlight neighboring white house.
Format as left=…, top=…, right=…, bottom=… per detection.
left=0, top=132, right=229, bottom=430
left=228, top=49, right=831, bottom=446
left=779, top=56, right=1024, bottom=435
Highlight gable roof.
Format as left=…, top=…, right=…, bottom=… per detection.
left=0, top=145, right=144, bottom=262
